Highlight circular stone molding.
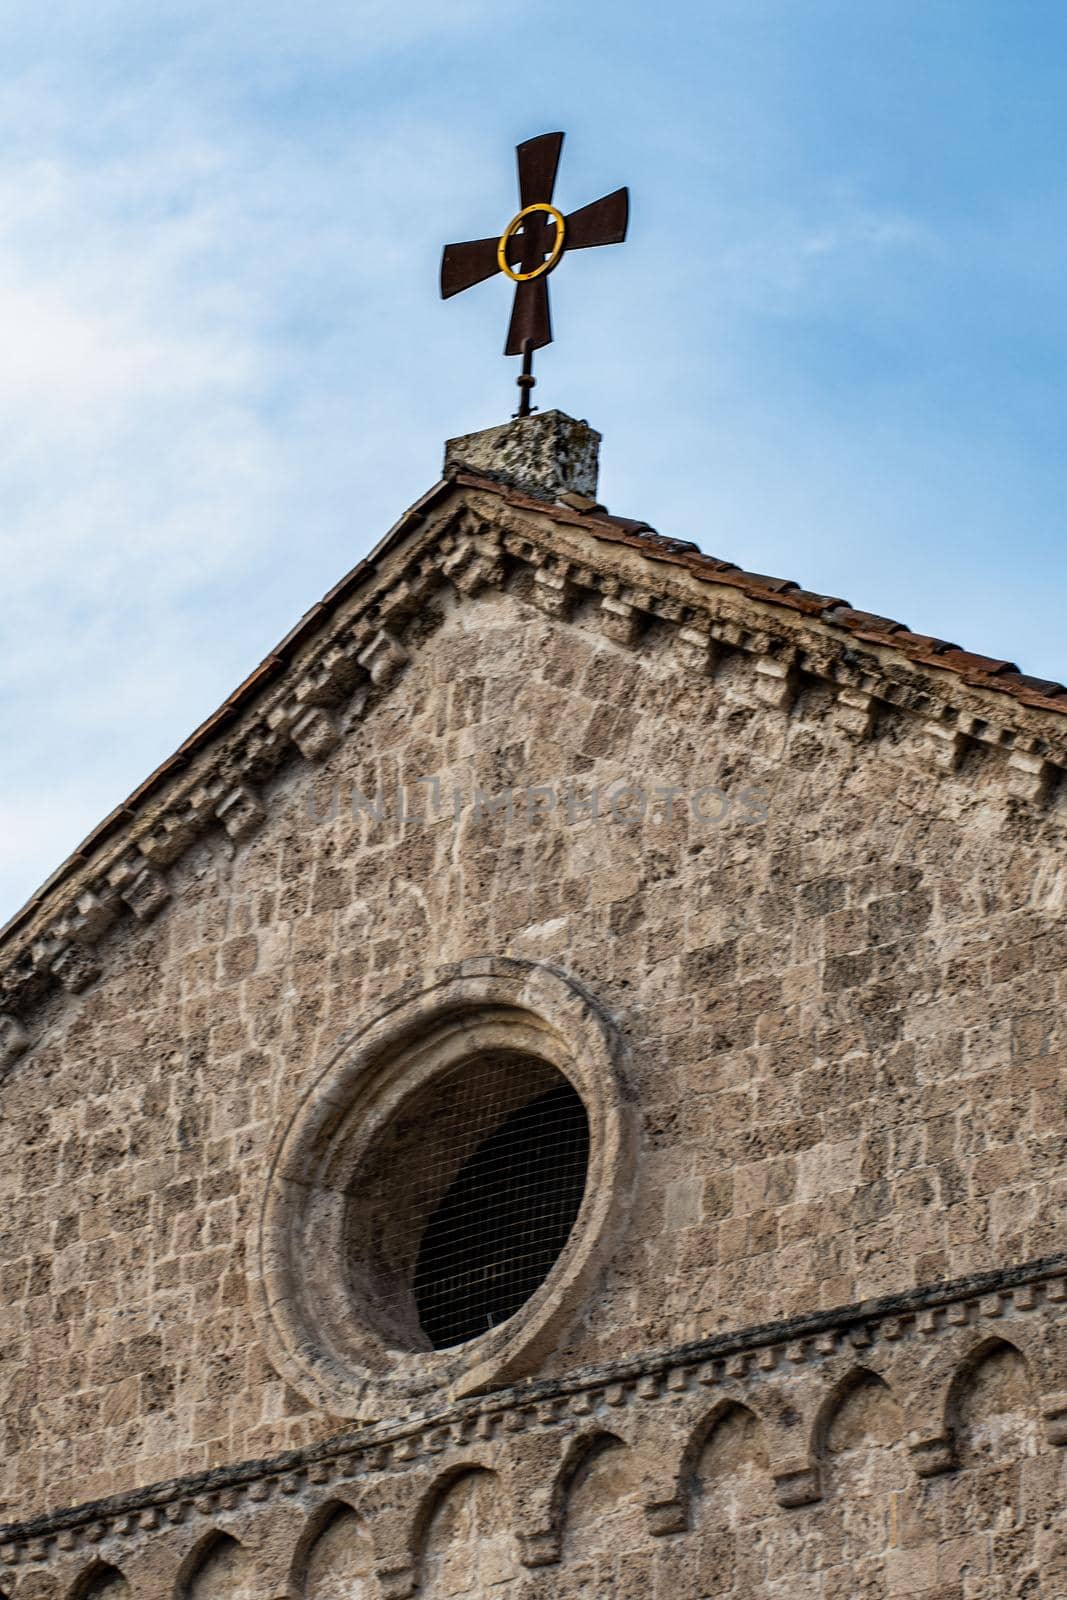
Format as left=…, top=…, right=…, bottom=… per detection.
left=249, top=957, right=636, bottom=1419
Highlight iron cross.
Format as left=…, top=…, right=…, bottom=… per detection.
left=440, top=131, right=629, bottom=416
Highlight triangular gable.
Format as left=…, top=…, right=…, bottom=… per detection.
left=3, top=417, right=1067, bottom=1069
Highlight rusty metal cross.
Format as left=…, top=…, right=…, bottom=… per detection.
left=440, top=131, right=628, bottom=416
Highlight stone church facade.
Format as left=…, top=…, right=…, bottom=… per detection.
left=1, top=411, right=1065, bottom=1598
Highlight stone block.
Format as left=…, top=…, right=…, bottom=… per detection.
left=357, top=629, right=408, bottom=686
left=216, top=784, right=267, bottom=842
left=121, top=866, right=171, bottom=921
left=444, top=410, right=600, bottom=502
left=291, top=706, right=341, bottom=762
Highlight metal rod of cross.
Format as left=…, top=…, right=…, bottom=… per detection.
left=440, top=132, right=629, bottom=418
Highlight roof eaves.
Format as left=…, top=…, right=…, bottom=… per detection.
left=0, top=478, right=460, bottom=954
left=5, top=466, right=1067, bottom=961
left=454, top=468, right=1067, bottom=716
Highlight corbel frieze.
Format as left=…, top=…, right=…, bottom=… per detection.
left=2, top=1252, right=1065, bottom=1575
left=3, top=485, right=1067, bottom=1049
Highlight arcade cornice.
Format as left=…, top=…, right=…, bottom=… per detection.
left=2, top=1251, right=1066, bottom=1585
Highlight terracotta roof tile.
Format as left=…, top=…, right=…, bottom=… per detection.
left=124, top=755, right=188, bottom=809
left=864, top=627, right=960, bottom=654
left=787, top=588, right=845, bottom=612
left=1013, top=689, right=1067, bottom=713
left=592, top=513, right=657, bottom=535
left=735, top=572, right=802, bottom=594
left=935, top=649, right=1020, bottom=677
left=1011, top=674, right=1065, bottom=697
left=273, top=604, right=330, bottom=659
left=821, top=606, right=904, bottom=635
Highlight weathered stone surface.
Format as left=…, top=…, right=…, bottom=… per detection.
left=0, top=1012, right=29, bottom=1072
left=444, top=410, right=600, bottom=502
left=215, top=785, right=266, bottom=843
left=2, top=449, right=1067, bottom=1596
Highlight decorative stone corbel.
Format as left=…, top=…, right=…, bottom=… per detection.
left=120, top=865, right=171, bottom=922
left=378, top=575, right=430, bottom=627
left=358, top=629, right=409, bottom=686
left=441, top=537, right=504, bottom=596
left=50, top=943, right=101, bottom=994
left=834, top=687, right=878, bottom=740
left=0, top=1013, right=29, bottom=1071
left=376, top=1562, right=416, bottom=1598
left=599, top=595, right=641, bottom=646
left=246, top=722, right=290, bottom=767
left=773, top=1463, right=822, bottom=1507
left=530, top=563, right=573, bottom=617
left=71, top=890, right=117, bottom=944
left=518, top=1529, right=561, bottom=1568
left=923, top=719, right=969, bottom=773
left=1041, top=1393, right=1067, bottom=1447
left=320, top=641, right=368, bottom=695
left=292, top=644, right=364, bottom=712
left=138, top=814, right=197, bottom=868
left=754, top=653, right=799, bottom=712
left=291, top=706, right=341, bottom=763
left=1007, top=747, right=1056, bottom=806
left=215, top=784, right=267, bottom=842
left=187, top=779, right=225, bottom=827
left=644, top=1496, right=688, bottom=1536
left=907, top=1432, right=957, bottom=1477
left=674, top=625, right=718, bottom=677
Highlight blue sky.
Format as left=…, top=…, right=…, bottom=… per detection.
left=3, top=0, right=1067, bottom=920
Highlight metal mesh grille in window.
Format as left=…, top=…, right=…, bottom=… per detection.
left=412, top=1063, right=589, bottom=1350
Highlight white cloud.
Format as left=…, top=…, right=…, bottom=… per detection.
left=3, top=0, right=1066, bottom=926
left=801, top=210, right=929, bottom=256
left=2, top=0, right=498, bottom=79
left=704, top=199, right=934, bottom=315
left=0, top=22, right=495, bottom=920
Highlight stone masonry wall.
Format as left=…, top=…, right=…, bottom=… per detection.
left=4, top=1310, right=1066, bottom=1598
left=2, top=558, right=1067, bottom=1592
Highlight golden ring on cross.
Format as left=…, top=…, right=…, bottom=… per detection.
left=497, top=202, right=567, bottom=282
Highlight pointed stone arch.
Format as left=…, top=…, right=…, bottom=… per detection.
left=813, top=1367, right=905, bottom=1461
left=556, top=1430, right=648, bottom=1566
left=685, top=1400, right=773, bottom=1530
left=549, top=1427, right=631, bottom=1533
left=289, top=1496, right=376, bottom=1598
left=414, top=1465, right=516, bottom=1597
left=812, top=1366, right=907, bottom=1503
left=946, top=1336, right=1041, bottom=1467
left=66, top=1562, right=130, bottom=1600
left=176, top=1530, right=254, bottom=1600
